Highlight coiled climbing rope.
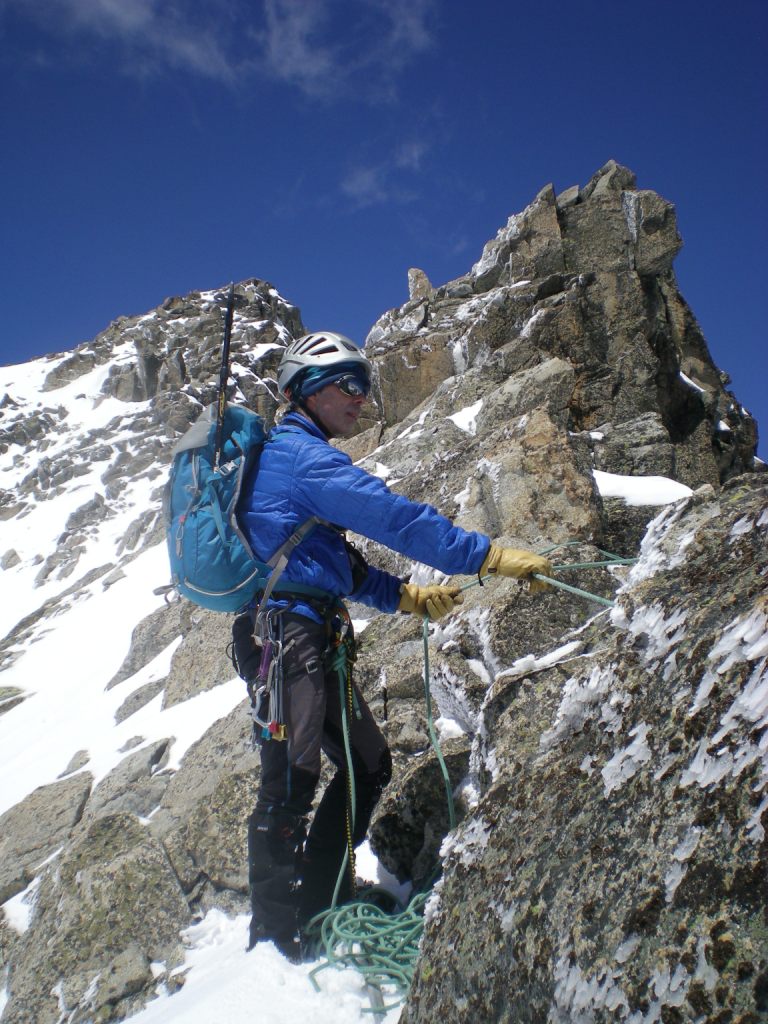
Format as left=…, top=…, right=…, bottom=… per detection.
left=305, top=542, right=635, bottom=1015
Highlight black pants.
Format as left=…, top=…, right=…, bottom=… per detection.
left=247, top=612, right=391, bottom=947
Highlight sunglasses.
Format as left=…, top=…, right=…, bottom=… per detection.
left=334, top=374, right=370, bottom=398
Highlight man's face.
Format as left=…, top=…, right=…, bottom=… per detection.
left=304, top=380, right=366, bottom=438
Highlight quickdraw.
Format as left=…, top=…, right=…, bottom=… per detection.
left=247, top=608, right=294, bottom=744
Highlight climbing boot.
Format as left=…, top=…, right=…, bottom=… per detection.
left=246, top=810, right=305, bottom=958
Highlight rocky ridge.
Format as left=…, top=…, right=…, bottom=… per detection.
left=404, top=473, right=768, bottom=1023
left=0, top=161, right=764, bottom=1023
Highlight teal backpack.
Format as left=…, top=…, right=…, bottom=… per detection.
left=165, top=403, right=265, bottom=611
left=162, top=287, right=323, bottom=613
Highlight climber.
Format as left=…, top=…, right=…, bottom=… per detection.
left=236, top=331, right=553, bottom=961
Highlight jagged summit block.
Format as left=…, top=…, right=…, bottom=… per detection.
left=365, top=161, right=756, bottom=485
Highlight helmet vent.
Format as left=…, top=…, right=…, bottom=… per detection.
left=308, top=344, right=341, bottom=357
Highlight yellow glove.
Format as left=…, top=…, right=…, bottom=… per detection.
left=479, top=544, right=553, bottom=594
left=398, top=583, right=464, bottom=620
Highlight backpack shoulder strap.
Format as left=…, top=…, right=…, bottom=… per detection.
left=253, top=516, right=325, bottom=621
left=250, top=414, right=334, bottom=619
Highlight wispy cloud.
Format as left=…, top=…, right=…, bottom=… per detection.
left=0, top=0, right=236, bottom=80
left=1, top=0, right=437, bottom=97
left=250, top=0, right=336, bottom=96
left=395, top=141, right=428, bottom=172
left=340, top=140, right=430, bottom=209
left=340, top=165, right=392, bottom=208
left=248, top=0, right=437, bottom=101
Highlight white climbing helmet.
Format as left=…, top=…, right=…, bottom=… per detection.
left=277, top=332, right=373, bottom=398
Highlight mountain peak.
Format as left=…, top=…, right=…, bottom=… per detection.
left=0, top=166, right=765, bottom=1024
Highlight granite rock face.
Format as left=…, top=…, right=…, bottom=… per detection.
left=1, top=814, right=190, bottom=1024
left=0, top=773, right=93, bottom=903
left=0, top=164, right=763, bottom=1023
left=403, top=475, right=768, bottom=1024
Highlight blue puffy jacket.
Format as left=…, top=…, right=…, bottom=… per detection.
left=237, top=412, right=490, bottom=620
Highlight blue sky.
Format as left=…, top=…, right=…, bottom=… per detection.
left=1, top=0, right=766, bottom=457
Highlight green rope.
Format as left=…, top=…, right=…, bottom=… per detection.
left=305, top=543, right=636, bottom=1011
left=329, top=643, right=357, bottom=911
left=531, top=572, right=615, bottom=607
left=308, top=892, right=429, bottom=1012
left=552, top=558, right=637, bottom=570
left=305, top=622, right=449, bottom=1014
left=534, top=542, right=636, bottom=608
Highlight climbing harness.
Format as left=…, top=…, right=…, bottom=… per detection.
left=234, top=588, right=345, bottom=746
left=304, top=542, right=636, bottom=1015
